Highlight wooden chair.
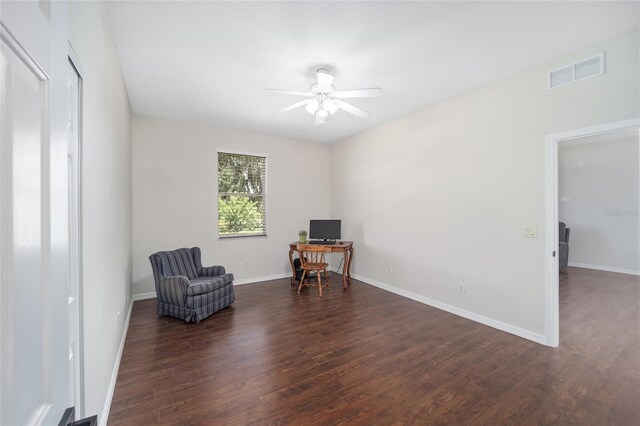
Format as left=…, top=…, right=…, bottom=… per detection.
left=296, top=244, right=331, bottom=296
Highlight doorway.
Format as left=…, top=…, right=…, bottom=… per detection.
left=545, top=118, right=640, bottom=347
left=67, top=50, right=85, bottom=418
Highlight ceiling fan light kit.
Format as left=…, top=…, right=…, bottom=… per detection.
left=267, top=68, right=383, bottom=126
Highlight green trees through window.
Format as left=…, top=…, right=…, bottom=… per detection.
left=217, top=152, right=267, bottom=237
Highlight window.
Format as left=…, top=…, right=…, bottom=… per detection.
left=217, top=152, right=267, bottom=238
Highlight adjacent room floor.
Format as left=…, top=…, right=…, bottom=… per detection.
left=109, top=268, right=639, bottom=425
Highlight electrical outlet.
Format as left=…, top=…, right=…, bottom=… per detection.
left=244, top=260, right=250, bottom=268
left=387, top=266, right=393, bottom=275
left=117, top=311, right=122, bottom=326
left=458, top=283, right=466, bottom=294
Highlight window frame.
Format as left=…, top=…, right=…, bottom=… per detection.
left=216, top=150, right=268, bottom=240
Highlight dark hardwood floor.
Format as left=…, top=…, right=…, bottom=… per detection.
left=109, top=268, right=639, bottom=425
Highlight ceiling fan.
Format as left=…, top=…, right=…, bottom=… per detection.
left=266, top=68, right=382, bottom=125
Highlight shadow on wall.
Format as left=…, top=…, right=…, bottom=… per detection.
left=348, top=221, right=364, bottom=275
left=568, top=224, right=605, bottom=262
left=133, top=275, right=155, bottom=297
left=345, top=220, right=402, bottom=286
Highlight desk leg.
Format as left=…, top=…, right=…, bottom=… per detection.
left=346, top=247, right=353, bottom=285
left=342, top=250, right=349, bottom=290
left=342, top=247, right=353, bottom=290
left=289, top=249, right=296, bottom=287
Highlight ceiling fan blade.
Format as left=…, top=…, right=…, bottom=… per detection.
left=334, top=100, right=370, bottom=118
left=265, top=89, right=313, bottom=97
left=333, top=88, right=383, bottom=98
left=276, top=100, right=309, bottom=114
left=316, top=68, right=334, bottom=92
left=315, top=113, right=325, bottom=126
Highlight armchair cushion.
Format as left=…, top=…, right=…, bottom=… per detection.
left=187, top=274, right=234, bottom=296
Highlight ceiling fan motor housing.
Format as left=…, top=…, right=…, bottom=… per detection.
left=267, top=68, right=381, bottom=125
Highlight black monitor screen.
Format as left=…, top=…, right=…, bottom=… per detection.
left=309, top=220, right=341, bottom=240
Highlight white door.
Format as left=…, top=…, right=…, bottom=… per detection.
left=67, top=57, right=84, bottom=419
left=1, top=1, right=71, bottom=425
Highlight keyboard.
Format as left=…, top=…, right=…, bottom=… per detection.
left=309, top=240, right=337, bottom=245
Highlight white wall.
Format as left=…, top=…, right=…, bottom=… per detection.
left=330, top=29, right=639, bottom=342
left=68, top=1, right=132, bottom=421
left=559, top=135, right=640, bottom=274
left=132, top=115, right=331, bottom=296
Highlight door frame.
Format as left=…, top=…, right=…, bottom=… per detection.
left=544, top=117, right=640, bottom=347
left=67, top=42, right=85, bottom=419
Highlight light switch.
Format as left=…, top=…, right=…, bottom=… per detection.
left=523, top=226, right=537, bottom=238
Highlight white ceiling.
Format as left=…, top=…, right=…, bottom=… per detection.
left=107, top=1, right=639, bottom=143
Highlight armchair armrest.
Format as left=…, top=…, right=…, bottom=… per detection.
left=199, top=265, right=226, bottom=277
left=158, top=275, right=189, bottom=306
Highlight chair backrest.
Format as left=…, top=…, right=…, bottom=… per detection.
left=149, top=247, right=199, bottom=279
left=297, top=244, right=331, bottom=266
left=559, top=222, right=570, bottom=243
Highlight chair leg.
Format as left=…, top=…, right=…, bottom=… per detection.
left=298, top=270, right=306, bottom=293
left=324, top=269, right=329, bottom=288
left=317, top=270, right=323, bottom=296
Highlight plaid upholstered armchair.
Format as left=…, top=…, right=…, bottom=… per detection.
left=559, top=222, right=571, bottom=272
left=149, top=247, right=235, bottom=322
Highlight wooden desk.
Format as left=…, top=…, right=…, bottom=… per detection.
left=289, top=241, right=353, bottom=290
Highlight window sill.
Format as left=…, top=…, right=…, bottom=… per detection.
left=218, top=234, right=268, bottom=240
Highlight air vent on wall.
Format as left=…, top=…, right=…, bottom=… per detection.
left=548, top=53, right=605, bottom=89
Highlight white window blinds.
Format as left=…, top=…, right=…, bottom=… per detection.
left=217, top=152, right=267, bottom=238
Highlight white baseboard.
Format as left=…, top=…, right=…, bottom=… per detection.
left=132, top=270, right=549, bottom=346
left=100, top=298, right=133, bottom=426
left=351, top=273, right=549, bottom=346
left=132, top=291, right=156, bottom=301
left=234, top=272, right=291, bottom=285
left=568, top=262, right=640, bottom=276
left=131, top=272, right=294, bottom=301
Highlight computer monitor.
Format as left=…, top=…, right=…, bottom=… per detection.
left=309, top=220, right=341, bottom=240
